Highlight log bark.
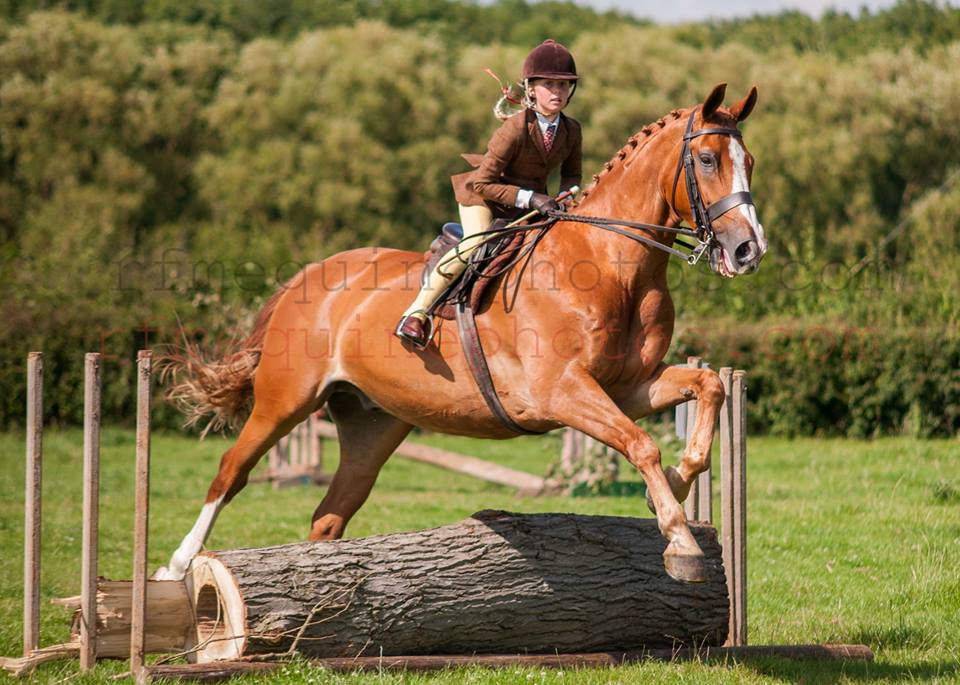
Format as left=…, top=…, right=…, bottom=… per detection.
left=189, top=511, right=728, bottom=663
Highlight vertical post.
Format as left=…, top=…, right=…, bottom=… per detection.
left=683, top=357, right=700, bottom=521
left=732, top=370, right=748, bottom=646
left=81, top=353, right=102, bottom=670
left=23, top=352, right=43, bottom=657
left=290, top=423, right=301, bottom=467
left=298, top=419, right=310, bottom=473
left=268, top=444, right=279, bottom=479
left=309, top=413, right=323, bottom=474
left=719, top=367, right=736, bottom=646
left=131, top=351, right=152, bottom=678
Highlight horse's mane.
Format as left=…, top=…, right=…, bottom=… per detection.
left=573, top=107, right=691, bottom=206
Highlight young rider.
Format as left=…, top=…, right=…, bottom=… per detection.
left=395, top=39, right=582, bottom=348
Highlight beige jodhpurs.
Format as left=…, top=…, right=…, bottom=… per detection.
left=401, top=204, right=494, bottom=319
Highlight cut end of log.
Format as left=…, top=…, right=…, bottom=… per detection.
left=191, top=555, right=247, bottom=662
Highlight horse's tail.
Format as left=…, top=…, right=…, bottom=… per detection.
left=161, top=287, right=286, bottom=437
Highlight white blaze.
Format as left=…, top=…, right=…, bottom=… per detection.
left=728, top=137, right=767, bottom=251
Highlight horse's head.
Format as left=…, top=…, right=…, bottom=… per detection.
left=667, top=83, right=767, bottom=277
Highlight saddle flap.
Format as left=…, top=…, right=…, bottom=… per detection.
left=460, top=153, right=484, bottom=168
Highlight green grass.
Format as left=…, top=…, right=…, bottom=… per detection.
left=1, top=427, right=958, bottom=683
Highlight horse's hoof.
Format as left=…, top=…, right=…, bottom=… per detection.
left=664, top=552, right=707, bottom=583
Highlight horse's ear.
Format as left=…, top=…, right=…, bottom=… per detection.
left=729, top=86, right=758, bottom=122
left=702, top=83, right=727, bottom=118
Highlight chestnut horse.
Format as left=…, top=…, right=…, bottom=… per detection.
left=157, top=83, right=766, bottom=584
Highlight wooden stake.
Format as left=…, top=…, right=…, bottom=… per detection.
left=131, top=351, right=152, bottom=679
left=24, top=352, right=43, bottom=657
left=732, top=370, right=748, bottom=646
left=80, top=353, right=101, bottom=670
left=718, top=367, right=736, bottom=646
left=290, top=423, right=300, bottom=467
left=313, top=414, right=324, bottom=472
left=683, top=357, right=700, bottom=521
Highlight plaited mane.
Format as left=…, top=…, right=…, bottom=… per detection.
left=571, top=107, right=689, bottom=207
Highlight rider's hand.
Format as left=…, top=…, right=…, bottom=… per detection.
left=529, top=193, right=560, bottom=216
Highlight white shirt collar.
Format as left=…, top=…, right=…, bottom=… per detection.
left=533, top=110, right=560, bottom=134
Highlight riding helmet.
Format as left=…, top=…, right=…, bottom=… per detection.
left=521, top=39, right=579, bottom=81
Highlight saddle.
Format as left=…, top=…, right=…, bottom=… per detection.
left=420, top=220, right=526, bottom=320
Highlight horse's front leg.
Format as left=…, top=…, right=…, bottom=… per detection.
left=546, top=367, right=706, bottom=582
left=619, top=362, right=726, bottom=510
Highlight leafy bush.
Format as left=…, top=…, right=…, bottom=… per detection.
left=672, top=321, right=960, bottom=438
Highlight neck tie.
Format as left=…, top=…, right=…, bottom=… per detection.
left=543, top=123, right=556, bottom=152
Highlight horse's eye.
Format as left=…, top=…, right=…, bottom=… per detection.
left=699, top=153, right=715, bottom=167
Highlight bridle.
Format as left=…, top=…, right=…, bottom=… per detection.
left=669, top=106, right=755, bottom=260
left=552, top=106, right=757, bottom=265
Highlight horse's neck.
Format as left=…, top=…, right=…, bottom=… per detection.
left=567, top=136, right=678, bottom=289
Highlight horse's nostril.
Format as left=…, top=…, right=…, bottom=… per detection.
left=735, top=240, right=757, bottom=266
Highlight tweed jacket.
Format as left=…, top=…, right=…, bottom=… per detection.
left=451, top=108, right=582, bottom=220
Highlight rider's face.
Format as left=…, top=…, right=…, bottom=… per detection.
left=529, top=79, right=571, bottom=117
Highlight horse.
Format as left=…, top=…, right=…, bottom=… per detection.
left=156, top=83, right=766, bottom=585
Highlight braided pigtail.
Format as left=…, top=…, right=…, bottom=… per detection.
left=485, top=68, right=525, bottom=121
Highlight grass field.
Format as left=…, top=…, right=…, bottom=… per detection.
left=0, top=426, right=958, bottom=683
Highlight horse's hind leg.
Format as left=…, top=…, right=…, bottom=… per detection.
left=155, top=382, right=325, bottom=580
left=309, top=390, right=413, bottom=541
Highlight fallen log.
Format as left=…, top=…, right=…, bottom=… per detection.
left=189, top=510, right=729, bottom=662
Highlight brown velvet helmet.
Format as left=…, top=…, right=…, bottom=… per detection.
left=521, top=39, right=578, bottom=81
